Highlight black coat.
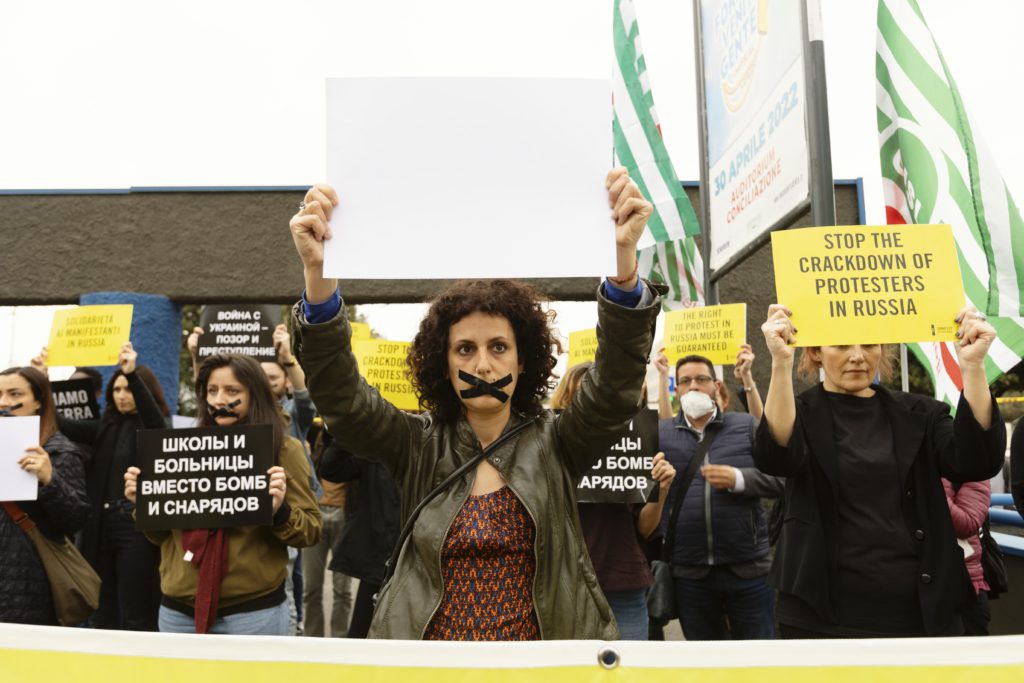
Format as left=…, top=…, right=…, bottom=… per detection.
left=319, top=442, right=400, bottom=584
left=1009, top=419, right=1024, bottom=517
left=57, top=371, right=167, bottom=566
left=0, top=432, right=90, bottom=625
left=754, top=384, right=1005, bottom=636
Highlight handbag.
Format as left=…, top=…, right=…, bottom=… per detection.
left=979, top=518, right=1009, bottom=599
left=2, top=502, right=101, bottom=626
left=646, top=426, right=718, bottom=622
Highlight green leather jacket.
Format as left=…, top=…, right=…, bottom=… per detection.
left=291, top=283, right=664, bottom=640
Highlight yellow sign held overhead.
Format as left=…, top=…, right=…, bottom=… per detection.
left=350, top=322, right=372, bottom=341
left=568, top=328, right=598, bottom=368
left=664, top=303, right=746, bottom=366
left=353, top=339, right=418, bottom=411
left=47, top=305, right=134, bottom=367
left=771, top=224, right=964, bottom=346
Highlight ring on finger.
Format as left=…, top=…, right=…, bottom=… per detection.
left=975, top=312, right=987, bottom=321
left=298, top=200, right=307, bottom=213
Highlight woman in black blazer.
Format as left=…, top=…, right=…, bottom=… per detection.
left=754, top=304, right=1004, bottom=638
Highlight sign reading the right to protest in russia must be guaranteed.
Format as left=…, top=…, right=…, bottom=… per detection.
left=576, top=409, right=659, bottom=504
left=135, top=424, right=274, bottom=531
left=197, top=304, right=282, bottom=361
left=771, top=224, right=964, bottom=346
left=663, top=303, right=746, bottom=366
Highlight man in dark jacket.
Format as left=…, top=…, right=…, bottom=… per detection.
left=659, top=355, right=783, bottom=640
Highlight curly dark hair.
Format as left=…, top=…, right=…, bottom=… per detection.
left=408, top=280, right=563, bottom=424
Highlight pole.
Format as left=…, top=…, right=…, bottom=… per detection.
left=900, top=344, right=910, bottom=392
left=692, top=0, right=717, bottom=305
left=801, top=0, right=836, bottom=228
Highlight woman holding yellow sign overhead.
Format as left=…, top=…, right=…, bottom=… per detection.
left=754, top=304, right=1005, bottom=638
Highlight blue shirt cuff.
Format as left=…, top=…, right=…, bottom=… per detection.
left=302, top=288, right=342, bottom=324
left=603, top=278, right=643, bottom=308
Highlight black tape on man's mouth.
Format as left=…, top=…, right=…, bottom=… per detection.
left=210, top=399, right=242, bottom=418
left=458, top=371, right=513, bottom=403
left=0, top=403, right=24, bottom=417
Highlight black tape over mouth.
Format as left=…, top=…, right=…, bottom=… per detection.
left=210, top=399, right=242, bottom=418
left=458, top=371, right=513, bottom=403
left=0, top=402, right=24, bottom=417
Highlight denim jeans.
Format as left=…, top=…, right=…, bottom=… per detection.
left=604, top=588, right=649, bottom=640
left=673, top=566, right=775, bottom=640
left=158, top=600, right=290, bottom=635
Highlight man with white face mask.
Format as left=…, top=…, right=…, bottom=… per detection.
left=657, top=354, right=783, bottom=640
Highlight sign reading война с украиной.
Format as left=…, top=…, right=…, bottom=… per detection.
left=135, top=424, right=274, bottom=531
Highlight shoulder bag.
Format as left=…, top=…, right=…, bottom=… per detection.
left=2, top=502, right=101, bottom=626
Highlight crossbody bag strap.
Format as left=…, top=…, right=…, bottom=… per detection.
left=1, top=501, right=36, bottom=533
left=660, top=424, right=719, bottom=563
left=380, top=417, right=536, bottom=588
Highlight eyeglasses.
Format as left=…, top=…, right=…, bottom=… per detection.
left=677, top=375, right=714, bottom=386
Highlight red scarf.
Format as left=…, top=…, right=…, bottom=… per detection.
left=181, top=529, right=229, bottom=634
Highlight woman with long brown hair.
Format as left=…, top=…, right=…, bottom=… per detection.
left=0, top=366, right=90, bottom=625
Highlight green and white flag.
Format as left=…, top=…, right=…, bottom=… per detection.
left=613, top=0, right=705, bottom=308
left=877, top=0, right=1024, bottom=403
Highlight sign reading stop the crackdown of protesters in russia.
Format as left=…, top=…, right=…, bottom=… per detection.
left=664, top=303, right=746, bottom=366
left=197, top=304, right=282, bottom=361
left=568, top=328, right=598, bottom=368
left=47, top=305, right=134, bottom=367
left=135, top=424, right=274, bottom=531
left=576, top=409, right=659, bottom=504
left=771, top=224, right=964, bottom=347
left=353, top=339, right=419, bottom=411
left=50, top=379, right=101, bottom=421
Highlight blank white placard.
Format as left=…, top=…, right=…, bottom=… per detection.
left=323, top=77, right=614, bottom=279
left=0, top=416, right=41, bottom=501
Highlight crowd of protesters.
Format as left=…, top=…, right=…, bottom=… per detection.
left=0, top=168, right=1018, bottom=640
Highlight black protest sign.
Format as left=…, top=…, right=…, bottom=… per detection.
left=197, top=304, right=282, bottom=361
left=135, top=424, right=274, bottom=531
left=576, top=408, right=659, bottom=504
left=50, top=378, right=101, bottom=421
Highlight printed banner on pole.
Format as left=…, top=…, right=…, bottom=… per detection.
left=664, top=303, right=746, bottom=365
left=50, top=379, right=101, bottom=421
left=353, top=339, right=418, bottom=411
left=568, top=328, right=598, bottom=368
left=576, top=409, right=658, bottom=504
left=771, top=224, right=964, bottom=346
left=135, top=425, right=274, bottom=531
left=198, top=304, right=282, bottom=361
left=46, top=305, right=133, bottom=367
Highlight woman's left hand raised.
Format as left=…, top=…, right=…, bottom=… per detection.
left=954, top=305, right=996, bottom=367
left=606, top=167, right=652, bottom=250
left=268, top=466, right=288, bottom=513
left=118, top=342, right=138, bottom=375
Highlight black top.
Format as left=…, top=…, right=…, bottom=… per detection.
left=577, top=503, right=653, bottom=592
left=778, top=390, right=923, bottom=636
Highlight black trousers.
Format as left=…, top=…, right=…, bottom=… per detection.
left=346, top=580, right=380, bottom=639
left=91, top=505, right=161, bottom=631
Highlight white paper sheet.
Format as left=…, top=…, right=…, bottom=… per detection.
left=323, top=77, right=615, bottom=279
left=0, top=416, right=41, bottom=501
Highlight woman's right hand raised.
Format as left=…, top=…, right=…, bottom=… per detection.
left=289, top=184, right=339, bottom=272
left=760, top=304, right=797, bottom=364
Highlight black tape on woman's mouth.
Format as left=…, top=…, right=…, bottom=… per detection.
left=458, top=371, right=513, bottom=403
left=0, top=403, right=24, bottom=417
left=211, top=399, right=241, bottom=418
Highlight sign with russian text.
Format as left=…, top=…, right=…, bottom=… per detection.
left=0, top=416, right=40, bottom=501
left=568, top=328, right=598, bottom=368
left=576, top=409, right=658, bottom=504
left=197, top=304, right=282, bottom=361
left=135, top=424, right=274, bottom=531
left=353, top=339, right=418, bottom=411
left=698, top=0, right=810, bottom=272
left=771, top=224, right=964, bottom=346
left=50, top=379, right=101, bottom=421
left=47, top=305, right=133, bottom=367
left=664, top=303, right=746, bottom=366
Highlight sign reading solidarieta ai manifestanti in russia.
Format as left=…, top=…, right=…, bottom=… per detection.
left=771, top=224, right=964, bottom=346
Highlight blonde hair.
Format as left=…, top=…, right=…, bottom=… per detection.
left=549, top=361, right=593, bottom=410
left=797, top=345, right=896, bottom=383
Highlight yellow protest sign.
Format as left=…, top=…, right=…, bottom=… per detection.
left=568, top=328, right=598, bottom=368
left=353, top=339, right=418, bottom=411
left=47, top=305, right=134, bottom=366
left=771, top=224, right=964, bottom=346
left=663, top=303, right=746, bottom=366
left=350, top=322, right=371, bottom=341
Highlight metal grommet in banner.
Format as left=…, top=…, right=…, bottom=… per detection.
left=597, top=647, right=620, bottom=670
